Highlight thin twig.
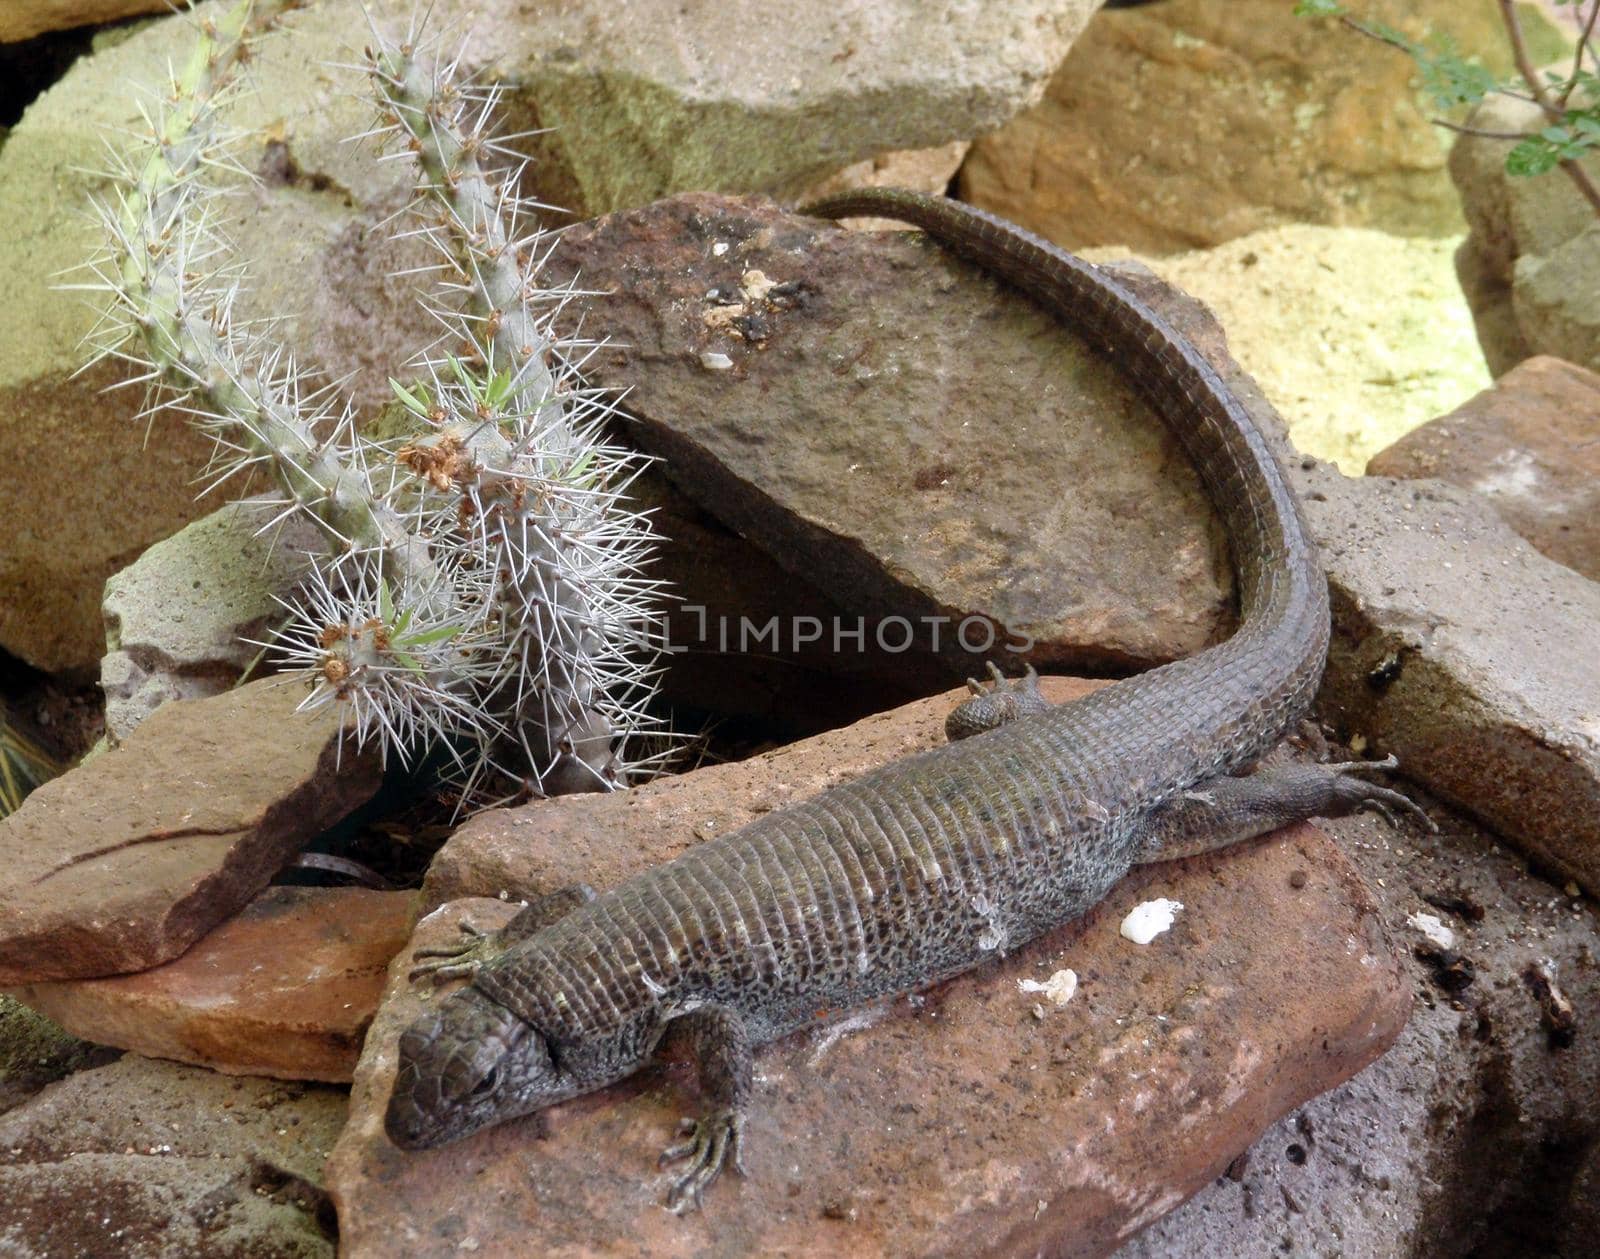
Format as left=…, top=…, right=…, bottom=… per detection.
left=1559, top=0, right=1600, bottom=109
left=1498, top=0, right=1600, bottom=215
left=1430, top=118, right=1538, bottom=141
left=1574, top=0, right=1600, bottom=93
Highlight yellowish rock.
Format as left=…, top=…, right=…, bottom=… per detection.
left=1087, top=226, right=1492, bottom=472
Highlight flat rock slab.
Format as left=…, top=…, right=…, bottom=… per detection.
left=331, top=826, right=1405, bottom=1259
left=1302, top=467, right=1600, bottom=898
left=0, top=676, right=381, bottom=985
left=1366, top=355, right=1600, bottom=582
left=339, top=677, right=1409, bottom=1257
left=552, top=194, right=1272, bottom=675
left=424, top=678, right=1103, bottom=908
left=6, top=886, right=415, bottom=1084
left=0, top=1054, right=343, bottom=1258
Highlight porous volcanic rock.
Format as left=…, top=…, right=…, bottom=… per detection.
left=0, top=1054, right=344, bottom=1258
left=328, top=677, right=1409, bottom=1258
left=0, top=676, right=381, bottom=985
left=1366, top=355, right=1600, bottom=581
left=7, top=887, right=415, bottom=1083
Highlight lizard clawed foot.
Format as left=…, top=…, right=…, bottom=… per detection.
left=947, top=661, right=1049, bottom=741
left=408, top=920, right=500, bottom=985
left=1322, top=754, right=1438, bottom=833
left=660, top=1107, right=746, bottom=1213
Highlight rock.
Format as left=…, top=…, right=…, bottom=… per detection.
left=1, top=2, right=166, bottom=42
left=0, top=676, right=382, bottom=985
left=330, top=811, right=1405, bottom=1256
left=0, top=1054, right=343, bottom=1258
left=0, top=995, right=117, bottom=1116
left=1366, top=356, right=1600, bottom=582
left=1083, top=225, right=1489, bottom=473
left=958, top=0, right=1570, bottom=254
left=6, top=886, right=416, bottom=1084
left=797, top=140, right=972, bottom=230
left=1298, top=466, right=1600, bottom=898
left=425, top=676, right=1106, bottom=907
left=552, top=193, right=1262, bottom=678
left=1449, top=84, right=1600, bottom=375
left=101, top=497, right=324, bottom=743
left=0, top=0, right=1097, bottom=673
left=1125, top=796, right=1600, bottom=1257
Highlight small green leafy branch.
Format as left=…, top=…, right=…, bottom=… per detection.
left=1297, top=0, right=1600, bottom=215
left=71, top=0, right=670, bottom=801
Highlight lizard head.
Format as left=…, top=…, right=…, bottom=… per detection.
left=384, top=986, right=572, bottom=1149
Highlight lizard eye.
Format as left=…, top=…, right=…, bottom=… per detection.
left=469, top=1064, right=503, bottom=1098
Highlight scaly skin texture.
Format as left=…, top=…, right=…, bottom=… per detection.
left=384, top=190, right=1422, bottom=1211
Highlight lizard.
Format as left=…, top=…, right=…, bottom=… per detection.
left=382, top=188, right=1430, bottom=1212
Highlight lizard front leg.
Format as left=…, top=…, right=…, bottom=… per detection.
left=657, top=1004, right=752, bottom=1212
left=409, top=883, right=597, bottom=984
left=1136, top=755, right=1434, bottom=864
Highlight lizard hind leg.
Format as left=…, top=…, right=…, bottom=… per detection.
left=1136, top=755, right=1435, bottom=865
left=408, top=883, right=597, bottom=985
left=657, top=1005, right=753, bottom=1212
left=945, top=661, right=1051, bottom=741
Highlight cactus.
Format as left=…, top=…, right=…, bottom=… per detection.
left=0, top=716, right=58, bottom=819
left=74, top=0, right=668, bottom=799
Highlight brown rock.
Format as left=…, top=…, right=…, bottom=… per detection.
left=6, top=886, right=416, bottom=1083
left=1366, top=355, right=1600, bottom=582
left=0, top=0, right=167, bottom=42
left=554, top=194, right=1287, bottom=682
left=424, top=677, right=1104, bottom=907
left=330, top=824, right=1407, bottom=1257
left=958, top=0, right=1569, bottom=254
left=0, top=676, right=381, bottom=985
left=1299, top=466, right=1600, bottom=898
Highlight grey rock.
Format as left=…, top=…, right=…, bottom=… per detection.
left=0, top=1054, right=343, bottom=1258
left=0, top=0, right=1098, bottom=673
left=1124, top=797, right=1600, bottom=1258
left=0, top=676, right=381, bottom=985
left=1449, top=88, right=1600, bottom=375
left=1297, top=465, right=1600, bottom=898
left=101, top=498, right=324, bottom=743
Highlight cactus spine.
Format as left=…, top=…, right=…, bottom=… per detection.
left=79, top=0, right=667, bottom=798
